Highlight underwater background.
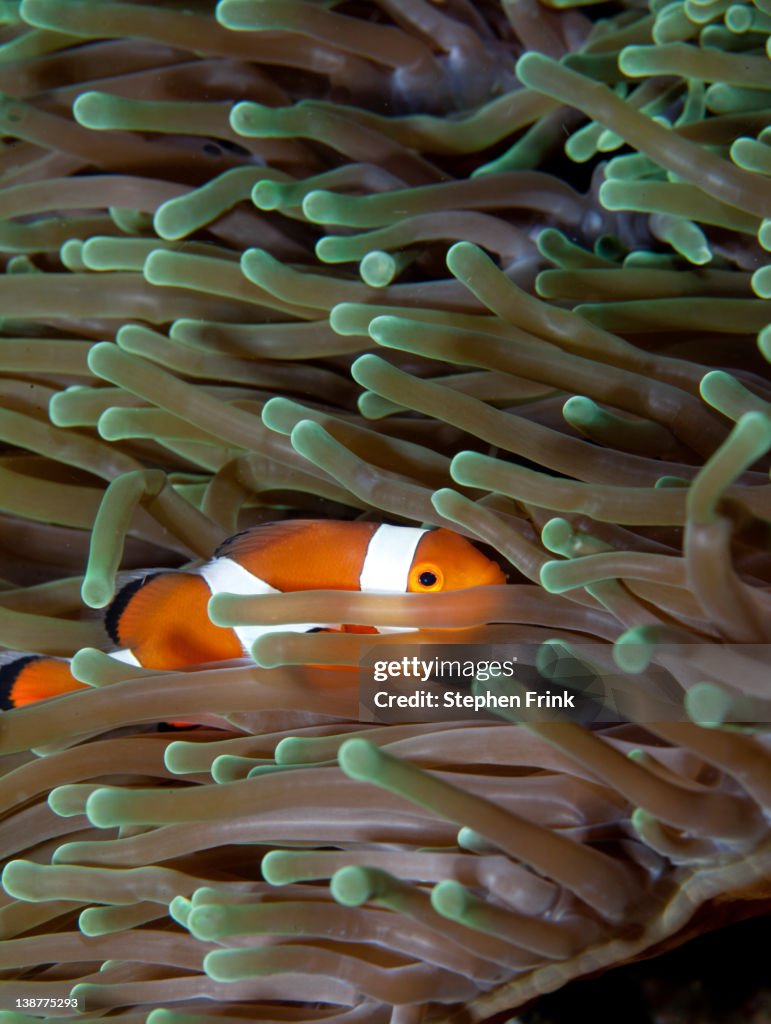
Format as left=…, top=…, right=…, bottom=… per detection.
left=0, top=0, right=769, bottom=1022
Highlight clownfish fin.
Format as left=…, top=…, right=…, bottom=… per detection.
left=105, top=570, right=242, bottom=670
left=0, top=654, right=88, bottom=708
left=212, top=520, right=308, bottom=560
left=104, top=572, right=165, bottom=647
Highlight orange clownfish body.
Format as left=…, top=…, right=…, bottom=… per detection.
left=0, top=520, right=505, bottom=708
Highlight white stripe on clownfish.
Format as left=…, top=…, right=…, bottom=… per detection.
left=199, top=555, right=336, bottom=656
left=110, top=647, right=141, bottom=667
left=359, top=525, right=428, bottom=593
left=358, top=525, right=428, bottom=633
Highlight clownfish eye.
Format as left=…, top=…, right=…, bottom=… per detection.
left=410, top=563, right=444, bottom=592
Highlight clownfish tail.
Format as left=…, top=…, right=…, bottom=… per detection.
left=0, top=652, right=87, bottom=708
left=0, top=654, right=42, bottom=710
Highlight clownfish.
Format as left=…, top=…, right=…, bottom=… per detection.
left=1, top=520, right=505, bottom=709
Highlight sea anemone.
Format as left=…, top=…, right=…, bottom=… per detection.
left=0, top=1, right=769, bottom=1022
